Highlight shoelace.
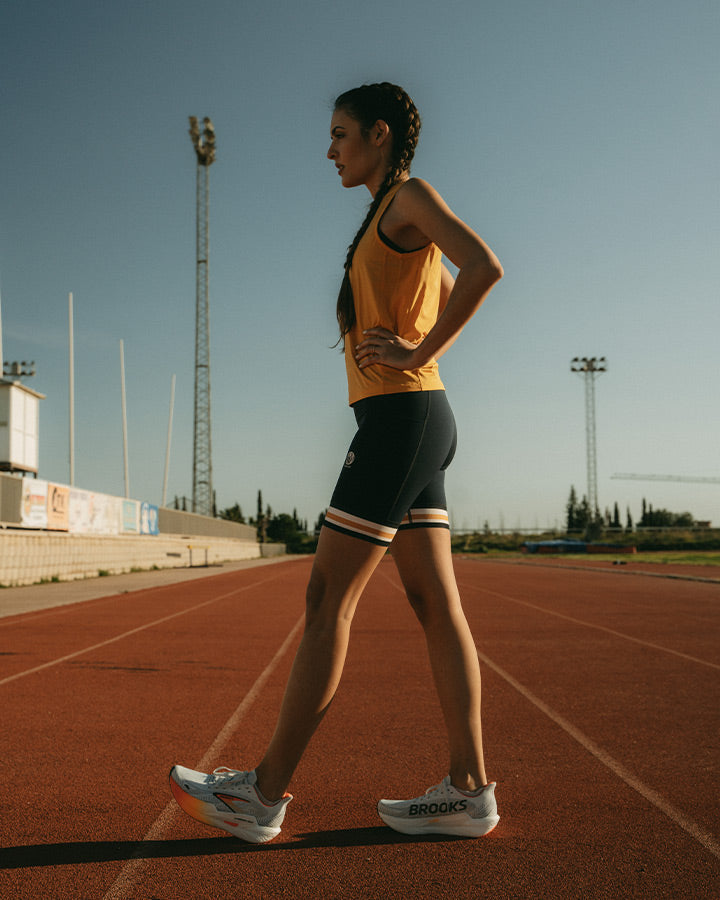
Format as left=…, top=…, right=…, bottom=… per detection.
left=207, top=767, right=252, bottom=788
left=424, top=776, right=481, bottom=799
left=423, top=779, right=449, bottom=799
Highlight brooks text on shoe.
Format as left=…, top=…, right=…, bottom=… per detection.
left=377, top=775, right=499, bottom=838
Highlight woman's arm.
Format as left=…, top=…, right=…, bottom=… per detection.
left=355, top=178, right=502, bottom=371
left=433, top=262, right=459, bottom=357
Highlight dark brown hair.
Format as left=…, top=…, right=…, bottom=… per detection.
left=334, top=83, right=422, bottom=337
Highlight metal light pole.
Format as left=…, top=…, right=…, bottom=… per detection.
left=188, top=116, right=216, bottom=517
left=571, top=356, right=606, bottom=514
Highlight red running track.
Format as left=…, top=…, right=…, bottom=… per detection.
left=0, top=556, right=718, bottom=899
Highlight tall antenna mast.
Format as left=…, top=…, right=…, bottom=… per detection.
left=188, top=116, right=216, bottom=516
left=570, top=356, right=606, bottom=514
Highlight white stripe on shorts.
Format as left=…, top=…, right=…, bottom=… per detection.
left=324, top=507, right=397, bottom=546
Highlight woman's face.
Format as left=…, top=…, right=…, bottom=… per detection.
left=327, top=108, right=389, bottom=193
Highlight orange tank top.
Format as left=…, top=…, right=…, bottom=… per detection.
left=344, top=181, right=445, bottom=405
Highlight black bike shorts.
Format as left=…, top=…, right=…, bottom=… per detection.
left=323, top=390, right=457, bottom=547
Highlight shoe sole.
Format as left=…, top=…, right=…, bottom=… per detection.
left=378, top=809, right=499, bottom=838
left=169, top=768, right=281, bottom=843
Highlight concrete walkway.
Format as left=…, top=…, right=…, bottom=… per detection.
left=0, top=555, right=303, bottom=619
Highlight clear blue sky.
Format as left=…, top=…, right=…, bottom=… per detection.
left=1, top=0, right=718, bottom=530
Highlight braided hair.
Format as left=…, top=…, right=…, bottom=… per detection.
left=334, top=83, right=422, bottom=337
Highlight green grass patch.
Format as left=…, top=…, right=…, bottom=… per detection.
left=452, top=529, right=720, bottom=556
left=457, top=549, right=720, bottom=568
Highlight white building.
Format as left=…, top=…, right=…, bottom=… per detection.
left=0, top=378, right=45, bottom=475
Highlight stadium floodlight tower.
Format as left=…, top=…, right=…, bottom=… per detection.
left=188, top=116, right=217, bottom=516
left=570, top=356, right=606, bottom=516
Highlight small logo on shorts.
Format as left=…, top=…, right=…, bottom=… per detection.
left=344, top=451, right=355, bottom=468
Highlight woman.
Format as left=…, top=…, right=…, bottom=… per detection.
left=170, top=82, right=503, bottom=843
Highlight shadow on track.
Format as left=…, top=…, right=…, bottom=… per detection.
left=1, top=827, right=468, bottom=869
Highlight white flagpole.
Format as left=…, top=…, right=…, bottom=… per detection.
left=68, top=293, right=75, bottom=485
left=0, top=284, right=4, bottom=376
left=162, top=373, right=176, bottom=507
left=119, top=339, right=129, bottom=499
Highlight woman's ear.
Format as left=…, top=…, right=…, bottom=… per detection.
left=373, top=119, right=391, bottom=146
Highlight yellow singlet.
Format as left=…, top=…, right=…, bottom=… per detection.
left=344, top=181, right=445, bottom=406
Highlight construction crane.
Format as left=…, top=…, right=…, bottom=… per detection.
left=188, top=116, right=216, bottom=517
left=612, top=474, right=720, bottom=484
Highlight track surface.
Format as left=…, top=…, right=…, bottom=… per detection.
left=1, top=556, right=718, bottom=898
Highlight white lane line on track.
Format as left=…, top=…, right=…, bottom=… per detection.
left=459, top=582, right=720, bottom=670
left=101, top=613, right=304, bottom=900
left=0, top=574, right=284, bottom=687
left=476, top=646, right=720, bottom=861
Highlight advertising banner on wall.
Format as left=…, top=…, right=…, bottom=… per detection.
left=95, top=493, right=121, bottom=534
left=122, top=499, right=140, bottom=533
left=68, top=488, right=122, bottom=535
left=140, top=502, right=159, bottom=535
left=21, top=478, right=48, bottom=528
left=15, top=477, right=160, bottom=536
left=47, top=483, right=70, bottom=531
left=69, top=488, right=93, bottom=534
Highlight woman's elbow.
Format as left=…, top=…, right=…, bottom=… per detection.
left=478, top=254, right=503, bottom=288
left=458, top=252, right=503, bottom=293
left=486, top=247, right=504, bottom=282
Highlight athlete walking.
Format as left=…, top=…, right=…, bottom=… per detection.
left=170, top=82, right=503, bottom=843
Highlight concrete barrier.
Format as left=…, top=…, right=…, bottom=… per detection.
left=0, top=531, right=275, bottom=587
left=158, top=507, right=258, bottom=541
left=0, top=472, right=290, bottom=586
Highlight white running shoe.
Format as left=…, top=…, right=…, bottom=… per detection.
left=169, top=765, right=292, bottom=843
left=377, top=776, right=499, bottom=837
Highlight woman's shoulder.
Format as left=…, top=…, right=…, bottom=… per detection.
left=388, top=178, right=453, bottom=235
left=396, top=176, right=435, bottom=197
left=392, top=177, right=446, bottom=212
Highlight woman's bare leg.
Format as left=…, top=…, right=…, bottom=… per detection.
left=389, top=526, right=487, bottom=790
left=254, top=526, right=387, bottom=800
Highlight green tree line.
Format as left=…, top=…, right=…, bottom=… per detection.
left=218, top=490, right=323, bottom=553
left=566, top=485, right=696, bottom=538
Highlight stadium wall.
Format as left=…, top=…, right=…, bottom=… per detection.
left=157, top=507, right=256, bottom=541
left=0, top=473, right=285, bottom=587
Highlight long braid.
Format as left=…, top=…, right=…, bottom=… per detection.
left=334, top=83, right=422, bottom=337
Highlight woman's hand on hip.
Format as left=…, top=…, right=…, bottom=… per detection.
left=355, top=327, right=421, bottom=371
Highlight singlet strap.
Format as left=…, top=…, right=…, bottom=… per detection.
left=375, top=181, right=428, bottom=254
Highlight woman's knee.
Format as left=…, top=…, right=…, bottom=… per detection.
left=412, top=600, right=438, bottom=630
left=405, top=577, right=462, bottom=629
left=304, top=528, right=386, bottom=628
left=304, top=567, right=357, bottom=629
left=405, top=583, right=441, bottom=626
left=304, top=568, right=328, bottom=625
